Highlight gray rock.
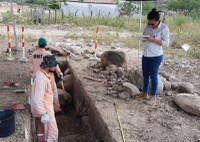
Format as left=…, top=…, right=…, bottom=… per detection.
left=161, top=77, right=171, bottom=91
left=116, top=67, right=125, bottom=78
left=159, top=71, right=176, bottom=81
left=128, top=68, right=135, bottom=83
left=118, top=91, right=130, bottom=99
left=93, top=68, right=101, bottom=73
left=100, top=50, right=127, bottom=69
left=69, top=46, right=82, bottom=55
left=179, top=82, right=194, bottom=93
left=57, top=88, right=73, bottom=105
left=58, top=94, right=66, bottom=106
left=131, top=69, right=143, bottom=89
left=84, top=49, right=95, bottom=54
left=96, top=51, right=103, bottom=58
left=86, top=43, right=93, bottom=47
left=165, top=92, right=172, bottom=96
left=117, top=86, right=125, bottom=92
left=101, top=70, right=110, bottom=75
left=57, top=74, right=73, bottom=92
left=122, top=82, right=140, bottom=97
left=111, top=46, right=116, bottom=49
left=112, top=84, right=119, bottom=91
left=81, top=116, right=89, bottom=127
left=83, top=54, right=90, bottom=59
left=76, top=43, right=83, bottom=48
left=174, top=93, right=200, bottom=116
left=159, top=71, right=170, bottom=79
left=64, top=68, right=72, bottom=75
left=106, top=64, right=118, bottom=75
left=131, top=69, right=164, bottom=94
left=112, top=93, right=118, bottom=98
left=56, top=56, right=68, bottom=65
left=171, top=82, right=179, bottom=90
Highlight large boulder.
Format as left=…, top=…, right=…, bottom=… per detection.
left=100, top=50, right=127, bottom=69
left=131, top=69, right=143, bottom=89
left=64, top=67, right=72, bottom=75
left=130, top=69, right=163, bottom=94
left=174, top=93, right=200, bottom=116
left=161, top=77, right=171, bottom=91
left=171, top=82, right=179, bottom=90
left=159, top=71, right=176, bottom=81
left=179, top=82, right=194, bottom=93
left=68, top=46, right=82, bottom=55
left=118, top=91, right=130, bottom=100
left=122, top=82, right=140, bottom=97
left=57, top=74, right=73, bottom=92
left=57, top=88, right=73, bottom=106
left=56, top=56, right=68, bottom=66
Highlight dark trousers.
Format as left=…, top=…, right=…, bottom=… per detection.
left=142, top=55, right=163, bottom=96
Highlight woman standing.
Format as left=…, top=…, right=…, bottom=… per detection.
left=140, top=8, right=170, bottom=106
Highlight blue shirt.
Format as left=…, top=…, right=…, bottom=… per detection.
left=143, top=22, right=170, bottom=57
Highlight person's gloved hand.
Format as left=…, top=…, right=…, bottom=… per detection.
left=41, top=113, right=49, bottom=124
left=58, top=72, right=64, bottom=79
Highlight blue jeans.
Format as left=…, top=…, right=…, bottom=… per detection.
left=142, top=55, right=163, bottom=96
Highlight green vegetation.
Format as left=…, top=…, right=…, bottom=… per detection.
left=26, top=0, right=60, bottom=9
left=118, top=2, right=135, bottom=17
left=117, top=1, right=155, bottom=17
left=167, top=0, right=200, bottom=19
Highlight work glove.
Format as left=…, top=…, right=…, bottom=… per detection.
left=41, top=113, right=49, bottom=124
left=53, top=96, right=61, bottom=112
left=58, top=72, right=64, bottom=80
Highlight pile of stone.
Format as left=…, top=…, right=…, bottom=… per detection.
left=88, top=50, right=200, bottom=117
left=53, top=41, right=199, bottom=117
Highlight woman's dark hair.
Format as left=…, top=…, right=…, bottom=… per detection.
left=147, top=8, right=160, bottom=21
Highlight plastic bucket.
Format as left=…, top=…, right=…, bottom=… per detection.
left=0, top=109, right=15, bottom=137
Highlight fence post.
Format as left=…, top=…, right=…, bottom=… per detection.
left=75, top=10, right=78, bottom=18
left=31, top=9, right=32, bottom=22
left=82, top=12, right=85, bottom=18
left=55, top=9, right=57, bottom=23
left=108, top=11, right=110, bottom=18
left=90, top=10, right=93, bottom=20
left=98, top=10, right=101, bottom=18
left=61, top=9, right=64, bottom=20
left=49, top=8, right=51, bottom=24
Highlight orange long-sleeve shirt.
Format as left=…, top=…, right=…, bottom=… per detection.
left=30, top=48, right=61, bottom=76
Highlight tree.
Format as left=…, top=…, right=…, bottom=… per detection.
left=142, top=2, right=155, bottom=15
left=117, top=1, right=156, bottom=18
left=48, top=0, right=60, bottom=9
left=26, top=0, right=48, bottom=6
left=118, top=2, right=135, bottom=17
left=26, top=0, right=60, bottom=9
left=167, top=0, right=200, bottom=18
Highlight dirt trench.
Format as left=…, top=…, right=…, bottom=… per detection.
left=56, top=59, right=113, bottom=142
left=0, top=52, right=108, bottom=142
left=55, top=61, right=92, bottom=142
